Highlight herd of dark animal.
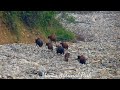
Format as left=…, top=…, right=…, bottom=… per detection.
left=35, top=34, right=86, bottom=64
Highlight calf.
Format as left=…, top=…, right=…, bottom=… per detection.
left=77, top=55, right=86, bottom=64
left=64, top=53, right=70, bottom=61
left=48, top=34, right=56, bottom=43
left=46, top=42, right=53, bottom=51
left=60, top=42, right=68, bottom=49
left=35, top=38, right=43, bottom=47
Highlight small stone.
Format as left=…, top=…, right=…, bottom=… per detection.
left=38, top=71, right=43, bottom=76
left=7, top=75, right=13, bottom=79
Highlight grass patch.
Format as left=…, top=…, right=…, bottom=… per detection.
left=40, top=26, right=75, bottom=42
left=3, top=11, right=21, bottom=41
left=60, top=12, right=76, bottom=23
left=66, top=15, right=75, bottom=23
left=2, top=11, right=76, bottom=42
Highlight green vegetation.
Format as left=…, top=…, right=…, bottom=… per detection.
left=60, top=12, right=76, bottom=23
left=3, top=11, right=21, bottom=40
left=2, top=11, right=75, bottom=42
left=20, top=11, right=55, bottom=30
left=66, top=15, right=75, bottom=23
left=42, top=26, right=75, bottom=41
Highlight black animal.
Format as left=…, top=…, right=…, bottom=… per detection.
left=77, top=55, right=86, bottom=64
left=46, top=42, right=53, bottom=51
left=56, top=45, right=64, bottom=54
left=35, top=38, right=43, bottom=47
left=64, top=53, right=70, bottom=61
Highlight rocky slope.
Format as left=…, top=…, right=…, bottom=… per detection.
left=0, top=11, right=120, bottom=79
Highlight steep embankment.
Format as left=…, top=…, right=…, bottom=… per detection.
left=0, top=11, right=75, bottom=44
left=0, top=17, right=16, bottom=44
left=0, top=17, right=48, bottom=45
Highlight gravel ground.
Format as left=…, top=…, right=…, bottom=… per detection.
left=0, top=11, right=120, bottom=79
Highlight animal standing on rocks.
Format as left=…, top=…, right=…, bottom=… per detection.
left=35, top=38, right=43, bottom=47
left=56, top=45, right=64, bottom=54
left=46, top=42, right=53, bottom=51
left=48, top=34, right=56, bottom=43
left=64, top=53, right=70, bottom=61
left=77, top=55, right=86, bottom=64
left=60, top=42, right=68, bottom=49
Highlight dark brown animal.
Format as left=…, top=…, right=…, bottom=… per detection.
left=64, top=53, right=70, bottom=61
left=48, top=34, right=56, bottom=43
left=60, top=42, right=68, bottom=49
left=77, top=55, right=86, bottom=64
left=46, top=42, right=53, bottom=51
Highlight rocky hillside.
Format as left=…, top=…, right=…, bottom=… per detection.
left=0, top=17, right=48, bottom=44
left=0, top=11, right=120, bottom=79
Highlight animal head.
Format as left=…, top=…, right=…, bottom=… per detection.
left=48, top=36, right=50, bottom=39
left=46, top=42, right=50, bottom=46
